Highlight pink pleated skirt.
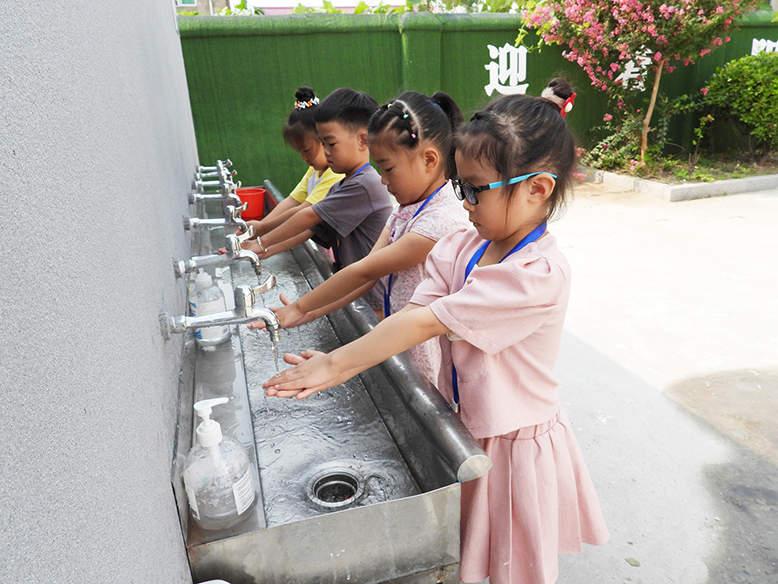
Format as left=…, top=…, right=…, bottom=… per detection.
left=459, top=408, right=609, bottom=584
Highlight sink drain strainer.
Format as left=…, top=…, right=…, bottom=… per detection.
left=307, top=468, right=365, bottom=509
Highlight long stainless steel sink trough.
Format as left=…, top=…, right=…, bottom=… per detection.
left=171, top=181, right=491, bottom=584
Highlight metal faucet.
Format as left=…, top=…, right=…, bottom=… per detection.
left=173, top=226, right=262, bottom=278
left=183, top=204, right=248, bottom=233
left=192, top=177, right=240, bottom=194
left=159, top=276, right=280, bottom=342
left=196, top=159, right=232, bottom=175
left=188, top=182, right=243, bottom=208
left=195, top=168, right=237, bottom=181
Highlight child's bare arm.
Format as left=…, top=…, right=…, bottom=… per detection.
left=276, top=229, right=436, bottom=325
left=263, top=304, right=449, bottom=399
left=255, top=201, right=311, bottom=237
left=258, top=206, right=322, bottom=250
left=259, top=229, right=314, bottom=259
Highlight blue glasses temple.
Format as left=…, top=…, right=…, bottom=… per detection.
left=485, top=171, right=557, bottom=190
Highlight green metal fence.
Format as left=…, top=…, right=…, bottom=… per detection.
left=179, top=11, right=778, bottom=193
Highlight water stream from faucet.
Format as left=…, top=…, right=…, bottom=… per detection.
left=271, top=336, right=280, bottom=375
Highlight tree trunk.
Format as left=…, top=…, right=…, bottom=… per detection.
left=641, top=57, right=669, bottom=162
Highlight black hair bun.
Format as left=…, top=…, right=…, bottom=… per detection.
left=295, top=86, right=316, bottom=102
left=546, top=78, right=574, bottom=101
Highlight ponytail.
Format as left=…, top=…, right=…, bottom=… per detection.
left=369, top=91, right=463, bottom=179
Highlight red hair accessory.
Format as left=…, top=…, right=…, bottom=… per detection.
left=560, top=93, right=576, bottom=118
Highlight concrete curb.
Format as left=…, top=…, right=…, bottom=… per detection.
left=581, top=168, right=778, bottom=202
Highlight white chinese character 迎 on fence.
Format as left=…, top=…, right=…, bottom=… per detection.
left=484, top=43, right=529, bottom=97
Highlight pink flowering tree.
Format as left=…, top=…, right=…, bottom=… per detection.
left=522, top=0, right=757, bottom=162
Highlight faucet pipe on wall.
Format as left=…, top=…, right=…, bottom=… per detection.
left=159, top=276, right=279, bottom=342
left=184, top=204, right=248, bottom=234
left=188, top=188, right=243, bottom=213
left=173, top=226, right=263, bottom=278
left=192, top=177, right=237, bottom=194
left=196, top=159, right=232, bottom=175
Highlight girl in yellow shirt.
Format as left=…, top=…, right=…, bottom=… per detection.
left=247, top=87, right=343, bottom=237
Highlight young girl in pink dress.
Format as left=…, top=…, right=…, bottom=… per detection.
left=251, top=91, right=470, bottom=386
left=263, top=79, right=609, bottom=584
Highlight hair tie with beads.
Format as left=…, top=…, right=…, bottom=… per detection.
left=294, top=97, right=320, bottom=110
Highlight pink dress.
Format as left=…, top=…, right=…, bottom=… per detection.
left=382, top=182, right=469, bottom=386
left=410, top=229, right=609, bottom=584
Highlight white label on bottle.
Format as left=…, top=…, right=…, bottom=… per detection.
left=186, top=486, right=200, bottom=520
left=194, top=297, right=229, bottom=341
left=232, top=468, right=255, bottom=515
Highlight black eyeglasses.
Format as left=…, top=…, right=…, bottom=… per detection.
left=452, top=171, right=557, bottom=205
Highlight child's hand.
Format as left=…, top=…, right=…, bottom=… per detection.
left=272, top=295, right=310, bottom=329
left=247, top=294, right=309, bottom=330
left=263, top=350, right=346, bottom=399
left=217, top=247, right=228, bottom=255
left=241, top=239, right=262, bottom=254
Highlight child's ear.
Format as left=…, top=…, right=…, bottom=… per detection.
left=528, top=174, right=555, bottom=203
left=423, top=147, right=440, bottom=172
left=357, top=130, right=369, bottom=150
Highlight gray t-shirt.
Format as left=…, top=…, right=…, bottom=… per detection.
left=310, top=164, right=393, bottom=310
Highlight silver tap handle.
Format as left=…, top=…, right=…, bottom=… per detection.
left=225, top=192, right=242, bottom=207
left=223, top=233, right=242, bottom=257
left=236, top=225, right=255, bottom=244
left=227, top=206, right=248, bottom=233
left=251, top=275, right=276, bottom=299
left=234, top=217, right=248, bottom=235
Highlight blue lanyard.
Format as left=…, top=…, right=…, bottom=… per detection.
left=450, top=221, right=547, bottom=412
left=337, top=163, right=371, bottom=190
left=383, top=184, right=447, bottom=318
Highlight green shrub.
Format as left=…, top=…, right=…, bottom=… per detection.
left=705, top=51, right=778, bottom=162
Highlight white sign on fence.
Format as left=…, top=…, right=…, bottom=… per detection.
left=484, top=43, right=529, bottom=96
left=752, top=38, right=778, bottom=55
left=615, top=49, right=653, bottom=91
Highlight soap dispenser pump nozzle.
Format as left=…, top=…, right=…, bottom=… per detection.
left=194, top=397, right=229, bottom=448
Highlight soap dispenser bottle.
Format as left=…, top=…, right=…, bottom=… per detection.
left=189, top=269, right=231, bottom=347
left=183, top=398, right=258, bottom=530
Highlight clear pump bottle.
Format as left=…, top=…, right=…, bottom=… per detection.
left=189, top=269, right=231, bottom=347
left=183, top=398, right=258, bottom=530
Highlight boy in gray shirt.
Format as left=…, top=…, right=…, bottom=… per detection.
left=245, top=88, right=392, bottom=311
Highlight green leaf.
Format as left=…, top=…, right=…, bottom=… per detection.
left=625, top=557, right=641, bottom=567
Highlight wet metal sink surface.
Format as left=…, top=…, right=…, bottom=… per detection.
left=236, top=252, right=420, bottom=526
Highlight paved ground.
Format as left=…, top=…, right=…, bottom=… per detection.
left=550, top=183, right=778, bottom=584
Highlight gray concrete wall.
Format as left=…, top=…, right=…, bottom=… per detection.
left=0, top=3, right=196, bottom=583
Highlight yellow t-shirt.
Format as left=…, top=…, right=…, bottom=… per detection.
left=288, top=167, right=344, bottom=205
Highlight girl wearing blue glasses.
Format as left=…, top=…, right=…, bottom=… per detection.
left=251, top=91, right=470, bottom=386
left=264, top=78, right=608, bottom=584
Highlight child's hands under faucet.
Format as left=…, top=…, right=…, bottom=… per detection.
left=218, top=238, right=263, bottom=256
left=248, top=294, right=315, bottom=331
left=264, top=350, right=356, bottom=399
